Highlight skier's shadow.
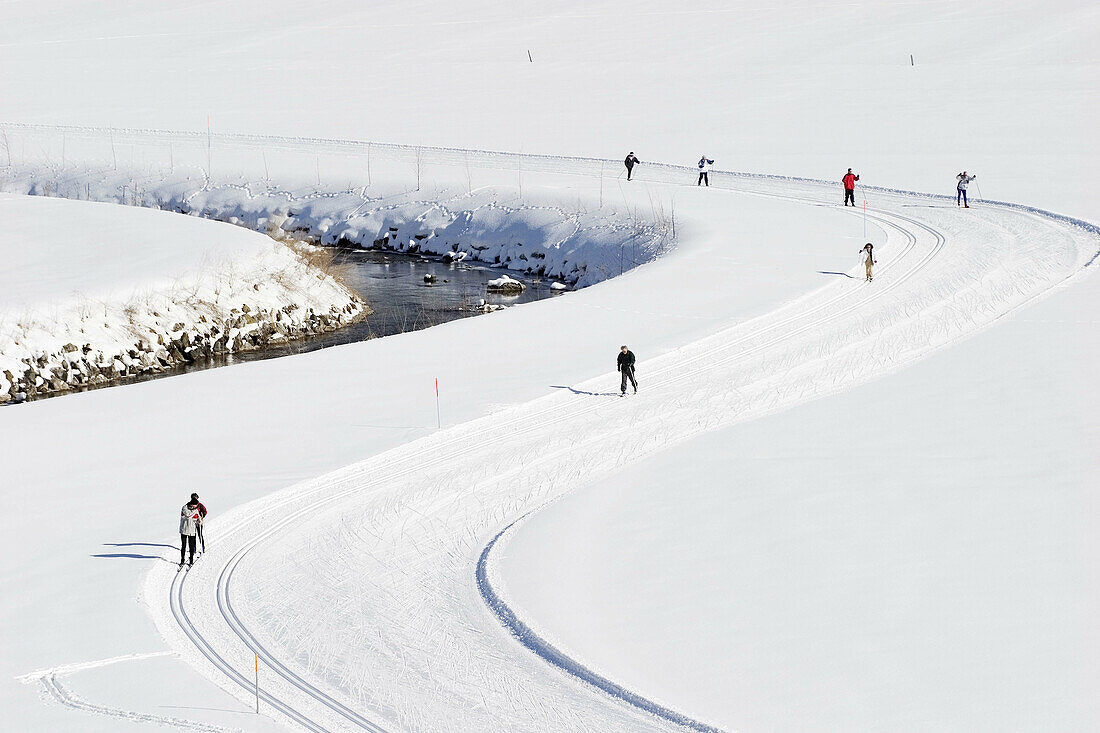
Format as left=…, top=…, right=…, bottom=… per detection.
left=550, top=385, right=618, bottom=397
left=92, top=552, right=165, bottom=560
left=93, top=542, right=179, bottom=562
left=104, top=542, right=176, bottom=549
left=818, top=271, right=855, bottom=279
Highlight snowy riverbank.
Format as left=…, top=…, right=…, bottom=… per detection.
left=0, top=194, right=366, bottom=401
left=0, top=126, right=673, bottom=291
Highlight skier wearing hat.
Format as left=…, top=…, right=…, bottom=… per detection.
left=624, top=152, right=642, bottom=181
left=617, top=345, right=637, bottom=395
left=842, top=168, right=860, bottom=206
left=179, top=497, right=202, bottom=569
left=861, top=243, right=877, bottom=282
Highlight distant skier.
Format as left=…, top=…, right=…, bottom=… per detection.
left=697, top=156, right=714, bottom=186
left=842, top=168, right=860, bottom=206
left=956, top=171, right=976, bottom=207
left=617, top=345, right=637, bottom=395
left=861, top=243, right=876, bottom=282
left=190, top=492, right=208, bottom=552
left=624, top=152, right=642, bottom=181
left=179, top=497, right=202, bottom=568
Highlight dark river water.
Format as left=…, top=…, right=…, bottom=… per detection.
left=231, top=249, right=558, bottom=362
left=24, top=250, right=560, bottom=401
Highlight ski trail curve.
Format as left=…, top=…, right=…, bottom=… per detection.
left=476, top=516, right=723, bottom=733
left=146, top=170, right=1099, bottom=732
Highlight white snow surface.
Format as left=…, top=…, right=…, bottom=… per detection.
left=1, top=0, right=1097, bottom=221
left=1, top=1, right=1098, bottom=732
left=143, top=180, right=1096, bottom=733
left=495, top=266, right=1100, bottom=732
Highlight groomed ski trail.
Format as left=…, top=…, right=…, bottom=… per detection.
left=143, top=166, right=1100, bottom=732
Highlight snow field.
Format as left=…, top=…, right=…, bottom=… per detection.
left=495, top=266, right=1100, bottom=732
left=1, top=166, right=860, bottom=733
left=2, top=1, right=1096, bottom=729
left=1, top=1, right=1096, bottom=221
left=146, top=179, right=1099, bottom=731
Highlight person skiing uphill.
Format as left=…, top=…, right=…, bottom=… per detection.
left=956, top=171, right=976, bottom=207
left=190, top=492, right=208, bottom=552
left=617, top=345, right=637, bottom=395
left=697, top=156, right=714, bottom=186
left=842, top=168, right=860, bottom=206
left=861, top=243, right=876, bottom=282
left=179, top=497, right=201, bottom=568
left=624, top=152, right=641, bottom=181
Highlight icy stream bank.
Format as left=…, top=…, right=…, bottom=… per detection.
left=0, top=195, right=367, bottom=403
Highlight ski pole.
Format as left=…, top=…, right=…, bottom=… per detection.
left=975, top=180, right=985, bottom=203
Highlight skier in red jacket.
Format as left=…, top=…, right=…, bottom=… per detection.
left=842, top=168, right=860, bottom=206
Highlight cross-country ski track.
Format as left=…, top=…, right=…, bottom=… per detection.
left=138, top=155, right=1100, bottom=733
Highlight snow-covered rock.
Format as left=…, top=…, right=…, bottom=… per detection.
left=485, top=275, right=526, bottom=293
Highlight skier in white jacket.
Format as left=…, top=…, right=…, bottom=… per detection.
left=179, top=498, right=201, bottom=567
left=956, top=171, right=977, bottom=208
left=697, top=156, right=714, bottom=186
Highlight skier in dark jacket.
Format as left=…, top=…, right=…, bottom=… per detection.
left=624, top=152, right=641, bottom=181
left=190, top=493, right=208, bottom=552
left=842, top=168, right=860, bottom=206
left=617, top=345, right=637, bottom=395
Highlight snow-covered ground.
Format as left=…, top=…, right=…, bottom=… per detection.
left=1, top=1, right=1097, bottom=731
left=1, top=0, right=1096, bottom=221
left=0, top=193, right=365, bottom=400
left=495, top=261, right=1100, bottom=733
left=1, top=170, right=864, bottom=731
left=147, top=181, right=1095, bottom=732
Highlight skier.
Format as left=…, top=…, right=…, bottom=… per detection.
left=697, top=156, right=714, bottom=186
left=624, top=152, right=642, bottom=181
left=190, top=492, right=208, bottom=552
left=956, top=171, right=976, bottom=207
left=842, top=168, right=860, bottom=206
left=617, top=345, right=637, bottom=395
left=179, top=497, right=201, bottom=568
left=860, top=242, right=876, bottom=282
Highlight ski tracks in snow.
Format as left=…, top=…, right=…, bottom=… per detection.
left=17, top=652, right=241, bottom=733
left=144, top=175, right=1100, bottom=732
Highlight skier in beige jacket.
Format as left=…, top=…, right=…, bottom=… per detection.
left=861, top=243, right=876, bottom=282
